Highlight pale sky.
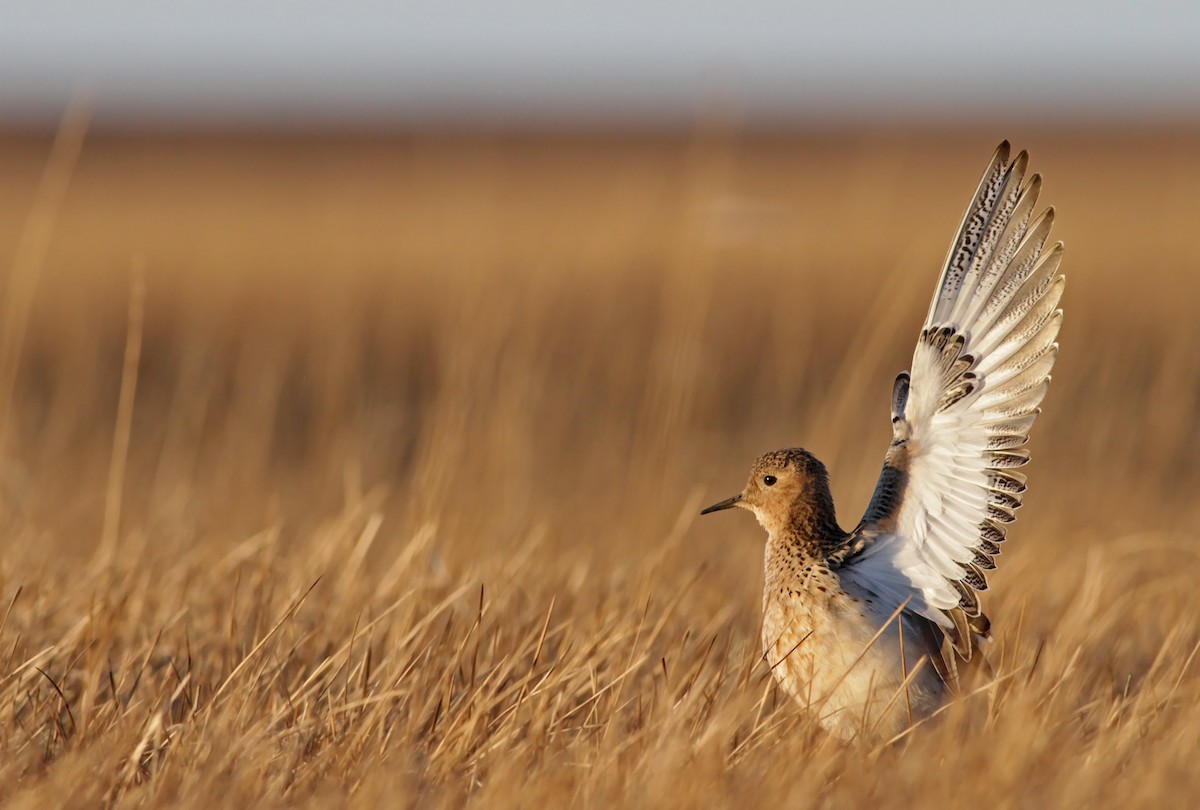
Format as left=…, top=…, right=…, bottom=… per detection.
left=4, top=0, right=1200, bottom=127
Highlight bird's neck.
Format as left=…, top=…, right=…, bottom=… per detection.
left=780, top=484, right=844, bottom=558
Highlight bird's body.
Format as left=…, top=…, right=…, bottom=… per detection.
left=702, top=142, right=1064, bottom=740
left=761, top=536, right=947, bottom=739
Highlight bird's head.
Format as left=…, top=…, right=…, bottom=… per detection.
left=700, top=448, right=832, bottom=538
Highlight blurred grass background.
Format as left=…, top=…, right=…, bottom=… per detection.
left=0, top=125, right=1199, bottom=805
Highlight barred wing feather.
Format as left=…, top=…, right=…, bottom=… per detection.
left=840, top=142, right=1065, bottom=660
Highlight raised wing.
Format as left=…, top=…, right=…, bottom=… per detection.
left=840, top=142, right=1064, bottom=661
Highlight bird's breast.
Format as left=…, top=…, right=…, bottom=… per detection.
left=761, top=557, right=945, bottom=739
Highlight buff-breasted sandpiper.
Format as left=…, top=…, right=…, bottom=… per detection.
left=702, top=142, right=1064, bottom=740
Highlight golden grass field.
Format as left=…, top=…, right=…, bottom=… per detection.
left=0, top=124, right=1198, bottom=806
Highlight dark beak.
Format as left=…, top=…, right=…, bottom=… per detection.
left=700, top=493, right=742, bottom=515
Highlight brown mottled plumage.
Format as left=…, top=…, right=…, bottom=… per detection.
left=703, top=448, right=949, bottom=739
left=702, top=142, right=1064, bottom=740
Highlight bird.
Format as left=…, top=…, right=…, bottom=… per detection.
left=701, top=141, right=1064, bottom=741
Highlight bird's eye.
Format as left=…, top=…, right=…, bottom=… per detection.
left=763, top=475, right=777, bottom=486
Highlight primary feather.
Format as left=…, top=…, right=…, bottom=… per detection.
left=840, top=141, right=1065, bottom=663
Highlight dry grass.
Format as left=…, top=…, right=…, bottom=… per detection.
left=0, top=125, right=1198, bottom=806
